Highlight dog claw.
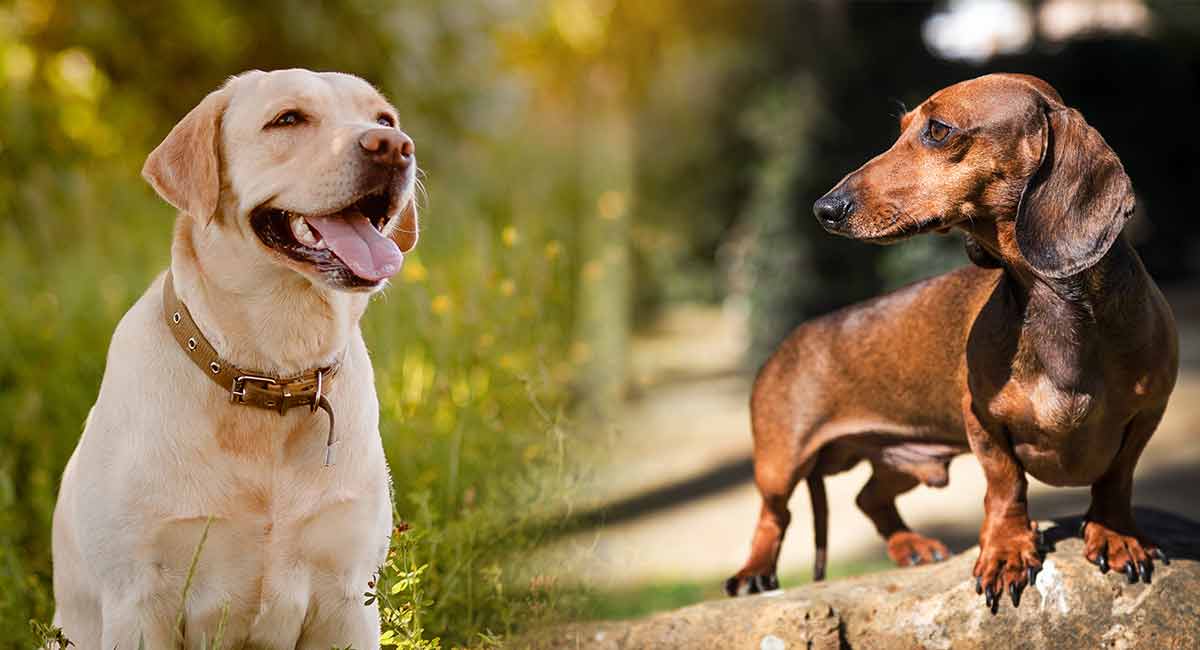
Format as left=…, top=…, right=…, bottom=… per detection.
left=750, top=575, right=766, bottom=593
left=909, top=552, right=921, bottom=566
left=1028, top=566, right=1039, bottom=586
left=975, top=576, right=983, bottom=595
left=1097, top=554, right=1109, bottom=573
left=933, top=549, right=945, bottom=562
left=1009, top=581, right=1021, bottom=607
left=1124, top=562, right=1137, bottom=584
left=1137, top=560, right=1151, bottom=584
left=984, top=584, right=997, bottom=612
left=728, top=573, right=779, bottom=596
left=723, top=577, right=739, bottom=597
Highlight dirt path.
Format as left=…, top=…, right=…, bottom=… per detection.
left=553, top=298, right=1200, bottom=589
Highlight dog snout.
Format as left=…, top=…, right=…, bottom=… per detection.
left=813, top=191, right=855, bottom=230
left=358, top=128, right=414, bottom=169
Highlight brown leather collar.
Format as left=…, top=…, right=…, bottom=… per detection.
left=162, top=270, right=343, bottom=465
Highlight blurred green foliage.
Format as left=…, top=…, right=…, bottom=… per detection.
left=0, top=0, right=612, bottom=645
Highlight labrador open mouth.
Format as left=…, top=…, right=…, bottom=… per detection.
left=251, top=188, right=403, bottom=288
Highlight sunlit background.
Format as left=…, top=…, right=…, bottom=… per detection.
left=2, top=0, right=1199, bottom=644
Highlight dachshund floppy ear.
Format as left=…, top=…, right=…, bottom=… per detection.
left=391, top=195, right=419, bottom=253
left=1015, top=107, right=1135, bottom=279
left=142, top=87, right=229, bottom=221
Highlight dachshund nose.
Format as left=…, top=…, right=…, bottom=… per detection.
left=813, top=192, right=854, bottom=229
left=359, top=128, right=414, bottom=168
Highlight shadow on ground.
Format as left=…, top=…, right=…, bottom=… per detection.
left=558, top=452, right=1200, bottom=562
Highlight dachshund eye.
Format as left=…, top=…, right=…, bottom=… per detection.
left=268, top=110, right=305, bottom=128
left=926, top=119, right=951, bottom=143
left=376, top=114, right=395, bottom=128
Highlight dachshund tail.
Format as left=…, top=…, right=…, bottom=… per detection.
left=808, top=473, right=829, bottom=581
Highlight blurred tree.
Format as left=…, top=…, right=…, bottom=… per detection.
left=503, top=0, right=757, bottom=417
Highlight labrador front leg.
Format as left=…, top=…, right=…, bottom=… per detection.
left=964, top=399, right=1041, bottom=614
left=101, top=594, right=177, bottom=650
left=1082, top=407, right=1168, bottom=584
left=296, top=597, right=380, bottom=650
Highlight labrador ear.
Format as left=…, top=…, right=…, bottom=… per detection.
left=391, top=196, right=419, bottom=253
left=1015, top=107, right=1135, bottom=279
left=142, top=87, right=229, bottom=221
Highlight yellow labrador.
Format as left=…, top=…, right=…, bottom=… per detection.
left=51, top=69, right=418, bottom=648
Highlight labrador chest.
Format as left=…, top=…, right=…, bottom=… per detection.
left=144, top=448, right=390, bottom=646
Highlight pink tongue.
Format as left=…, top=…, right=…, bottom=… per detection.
left=304, top=212, right=403, bottom=282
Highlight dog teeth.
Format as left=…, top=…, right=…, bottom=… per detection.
left=289, top=214, right=325, bottom=248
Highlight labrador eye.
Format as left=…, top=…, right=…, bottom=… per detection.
left=376, top=114, right=395, bottom=128
left=268, top=110, right=305, bottom=128
left=926, top=119, right=951, bottom=143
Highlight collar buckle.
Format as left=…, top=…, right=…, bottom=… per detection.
left=230, top=374, right=279, bottom=405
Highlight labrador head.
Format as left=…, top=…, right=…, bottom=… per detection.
left=812, top=73, right=1134, bottom=278
left=143, top=69, right=419, bottom=292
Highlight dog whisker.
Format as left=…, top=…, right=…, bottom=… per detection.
left=414, top=175, right=430, bottom=210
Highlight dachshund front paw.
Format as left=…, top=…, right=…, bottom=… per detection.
left=972, top=522, right=1042, bottom=615
left=1081, top=518, right=1166, bottom=584
left=887, top=531, right=950, bottom=567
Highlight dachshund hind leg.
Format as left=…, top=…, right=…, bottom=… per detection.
left=725, top=462, right=807, bottom=597
left=857, top=463, right=951, bottom=567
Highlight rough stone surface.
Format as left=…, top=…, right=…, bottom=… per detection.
left=529, top=508, right=1200, bottom=649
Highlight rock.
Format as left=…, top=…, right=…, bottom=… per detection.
left=529, top=508, right=1200, bottom=649
left=542, top=598, right=841, bottom=650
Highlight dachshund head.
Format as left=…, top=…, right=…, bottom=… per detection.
left=814, top=73, right=1134, bottom=278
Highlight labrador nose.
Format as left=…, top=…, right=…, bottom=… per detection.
left=358, top=128, right=414, bottom=168
left=813, top=192, right=854, bottom=230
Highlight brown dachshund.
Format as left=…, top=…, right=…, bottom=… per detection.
left=726, top=74, right=1178, bottom=613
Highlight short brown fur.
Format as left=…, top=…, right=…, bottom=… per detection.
left=728, top=75, right=1177, bottom=612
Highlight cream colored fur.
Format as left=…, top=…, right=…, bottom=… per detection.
left=51, top=69, right=417, bottom=649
